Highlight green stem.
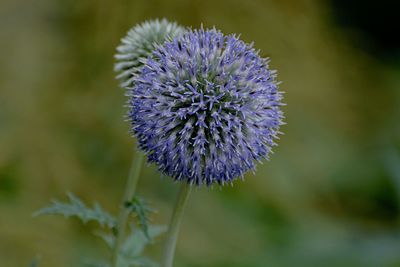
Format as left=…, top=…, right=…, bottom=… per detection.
left=112, top=151, right=144, bottom=267
left=162, top=182, right=192, bottom=267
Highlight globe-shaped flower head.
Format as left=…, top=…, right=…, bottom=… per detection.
left=129, top=28, right=284, bottom=186
left=115, top=19, right=184, bottom=88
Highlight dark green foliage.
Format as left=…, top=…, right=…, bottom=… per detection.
left=33, top=192, right=116, bottom=228
left=125, top=196, right=155, bottom=240
left=34, top=193, right=165, bottom=267
left=90, top=225, right=166, bottom=267
left=117, top=225, right=166, bottom=267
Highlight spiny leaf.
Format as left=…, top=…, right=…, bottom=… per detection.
left=33, top=192, right=116, bottom=228
left=121, top=225, right=167, bottom=258
left=106, top=225, right=167, bottom=267
left=95, top=224, right=166, bottom=255
left=90, top=226, right=166, bottom=267
left=125, top=196, right=155, bottom=240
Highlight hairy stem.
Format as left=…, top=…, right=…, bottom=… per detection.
left=112, top=151, right=144, bottom=267
left=162, top=183, right=192, bottom=267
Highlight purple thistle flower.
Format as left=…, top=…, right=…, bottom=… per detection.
left=129, top=28, right=284, bottom=186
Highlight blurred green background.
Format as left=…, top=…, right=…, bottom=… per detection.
left=1, top=0, right=400, bottom=266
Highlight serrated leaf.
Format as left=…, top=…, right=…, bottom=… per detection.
left=125, top=196, right=155, bottom=240
left=121, top=225, right=167, bottom=258
left=33, top=192, right=116, bottom=228
left=114, top=225, right=166, bottom=267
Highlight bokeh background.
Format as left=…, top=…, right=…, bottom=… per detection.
left=1, top=0, right=400, bottom=266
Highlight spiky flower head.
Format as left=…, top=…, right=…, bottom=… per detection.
left=129, top=28, right=284, bottom=186
left=115, top=19, right=185, bottom=88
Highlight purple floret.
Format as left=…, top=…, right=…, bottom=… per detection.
left=129, top=28, right=284, bottom=186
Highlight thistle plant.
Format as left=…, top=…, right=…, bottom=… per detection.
left=33, top=19, right=284, bottom=267
left=129, top=27, right=284, bottom=267
left=34, top=191, right=165, bottom=267
left=34, top=19, right=186, bottom=267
